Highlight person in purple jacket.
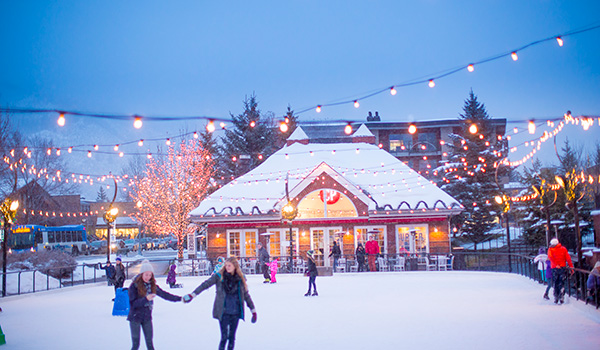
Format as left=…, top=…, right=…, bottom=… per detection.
left=128, top=260, right=182, bottom=350
left=166, top=264, right=177, bottom=288
left=543, top=259, right=553, bottom=300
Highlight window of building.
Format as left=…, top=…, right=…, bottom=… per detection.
left=354, top=226, right=386, bottom=254
left=227, top=231, right=240, bottom=257
left=389, top=134, right=413, bottom=152
left=396, top=224, right=429, bottom=254
left=227, top=230, right=258, bottom=258
left=417, top=132, right=439, bottom=151
left=297, top=189, right=357, bottom=219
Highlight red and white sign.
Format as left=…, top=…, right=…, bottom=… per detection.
left=319, top=189, right=341, bottom=205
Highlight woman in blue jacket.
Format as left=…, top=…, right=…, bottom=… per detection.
left=183, top=257, right=257, bottom=350
left=128, top=260, right=182, bottom=350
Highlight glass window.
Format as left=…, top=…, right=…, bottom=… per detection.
left=228, top=231, right=240, bottom=258
left=389, top=134, right=413, bottom=152
left=354, top=226, right=386, bottom=254
left=48, top=232, right=55, bottom=243
left=268, top=230, right=281, bottom=256
left=396, top=225, right=429, bottom=254
left=283, top=229, right=299, bottom=256
left=245, top=231, right=256, bottom=258
left=417, top=132, right=439, bottom=151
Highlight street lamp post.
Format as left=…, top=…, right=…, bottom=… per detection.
left=103, top=206, right=119, bottom=263
left=282, top=201, right=298, bottom=273
left=495, top=195, right=512, bottom=273
left=1, top=198, right=19, bottom=297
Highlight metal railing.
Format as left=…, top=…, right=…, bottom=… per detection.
left=2, top=253, right=599, bottom=310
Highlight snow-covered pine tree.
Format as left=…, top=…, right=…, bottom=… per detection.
left=218, top=94, right=276, bottom=182
left=436, top=90, right=507, bottom=249
left=96, top=186, right=109, bottom=202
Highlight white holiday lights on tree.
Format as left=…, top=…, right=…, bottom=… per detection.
left=130, top=139, right=214, bottom=259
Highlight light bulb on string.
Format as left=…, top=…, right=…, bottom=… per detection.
left=87, top=151, right=92, bottom=158
left=68, top=147, right=73, bottom=153
left=390, top=87, right=397, bottom=95
left=206, top=120, right=216, bottom=133
left=428, top=79, right=435, bottom=88
left=93, top=145, right=99, bottom=151
left=467, top=64, right=474, bottom=72
left=279, top=121, right=289, bottom=133
left=353, top=100, right=360, bottom=108
left=138, top=139, right=144, bottom=146
left=166, top=139, right=171, bottom=146
left=344, top=123, right=353, bottom=135
left=220, top=122, right=226, bottom=129
left=114, top=145, right=119, bottom=151
left=57, top=113, right=66, bottom=127
left=316, top=105, right=322, bottom=113
left=556, top=36, right=563, bottom=47
left=408, top=124, right=417, bottom=134
left=511, top=52, right=518, bottom=61
left=249, top=121, right=256, bottom=128
left=528, top=121, right=536, bottom=134
left=193, top=132, right=198, bottom=139
left=469, top=124, right=478, bottom=134
left=133, top=116, right=143, bottom=129
left=119, top=152, right=124, bottom=157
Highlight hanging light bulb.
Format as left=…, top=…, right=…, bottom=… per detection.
left=511, top=52, right=518, bottom=61
left=249, top=121, right=256, bottom=128
left=390, top=86, right=397, bottom=95
left=57, top=113, right=66, bottom=127
left=119, top=152, right=124, bottom=157
left=133, top=116, right=143, bottom=129
left=193, top=131, right=199, bottom=139
left=316, top=105, right=322, bottom=113
left=408, top=124, right=417, bottom=134
left=279, top=121, right=289, bottom=133
left=94, top=145, right=99, bottom=151
left=46, top=148, right=52, bottom=155
left=114, top=145, right=119, bottom=151
left=166, top=138, right=171, bottom=146
left=56, top=149, right=61, bottom=156
left=220, top=122, right=226, bottom=129
left=556, top=36, right=564, bottom=47
left=87, top=151, right=92, bottom=158
left=469, top=124, right=478, bottom=134
left=353, top=100, right=360, bottom=108
left=467, top=64, right=475, bottom=72
left=528, top=121, right=536, bottom=134
left=138, top=139, right=144, bottom=146
left=428, top=79, right=435, bottom=88
left=147, top=153, right=152, bottom=159
left=344, top=123, right=352, bottom=135
left=68, top=147, right=73, bottom=153
left=206, top=120, right=216, bottom=133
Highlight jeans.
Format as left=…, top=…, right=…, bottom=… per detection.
left=219, top=313, right=240, bottom=350
left=333, top=256, right=339, bottom=272
left=307, top=275, right=317, bottom=293
left=130, top=320, right=154, bottom=350
left=552, top=267, right=567, bottom=301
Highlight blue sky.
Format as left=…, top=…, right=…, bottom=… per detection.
left=1, top=1, right=600, bottom=199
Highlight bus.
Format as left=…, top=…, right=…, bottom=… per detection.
left=8, top=225, right=88, bottom=255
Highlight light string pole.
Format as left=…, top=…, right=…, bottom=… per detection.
left=531, top=177, right=558, bottom=247
left=1, top=198, right=19, bottom=297
left=103, top=177, right=119, bottom=263
left=281, top=175, right=298, bottom=273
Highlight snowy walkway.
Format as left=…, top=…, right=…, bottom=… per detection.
left=1, top=271, right=599, bottom=349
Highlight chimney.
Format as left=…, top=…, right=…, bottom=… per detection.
left=374, top=111, right=381, bottom=121
left=366, top=111, right=374, bottom=121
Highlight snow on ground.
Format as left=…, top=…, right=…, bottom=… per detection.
left=1, top=271, right=599, bottom=350
left=1, top=271, right=60, bottom=294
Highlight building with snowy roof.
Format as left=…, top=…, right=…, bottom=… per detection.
left=190, top=125, right=463, bottom=268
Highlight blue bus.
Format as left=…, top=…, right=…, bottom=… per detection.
left=9, top=225, right=88, bottom=255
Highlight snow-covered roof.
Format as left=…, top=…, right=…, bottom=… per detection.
left=352, top=124, right=374, bottom=137
left=287, top=126, right=309, bottom=140
left=190, top=142, right=462, bottom=217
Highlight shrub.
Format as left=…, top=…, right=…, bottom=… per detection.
left=8, top=250, right=77, bottom=279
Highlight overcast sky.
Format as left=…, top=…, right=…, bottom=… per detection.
left=1, top=1, right=599, bottom=199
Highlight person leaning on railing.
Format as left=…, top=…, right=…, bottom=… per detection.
left=587, top=261, right=600, bottom=303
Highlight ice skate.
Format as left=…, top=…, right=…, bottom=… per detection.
left=312, top=291, right=318, bottom=296
left=304, top=292, right=311, bottom=296
left=543, top=293, right=549, bottom=300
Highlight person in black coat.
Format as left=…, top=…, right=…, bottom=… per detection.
left=184, top=257, right=257, bottom=350
left=99, top=261, right=116, bottom=286
left=257, top=242, right=271, bottom=283
left=128, top=260, right=182, bottom=350
left=114, top=257, right=126, bottom=290
left=305, top=250, right=318, bottom=296
left=355, top=243, right=366, bottom=272
left=329, top=241, right=342, bottom=272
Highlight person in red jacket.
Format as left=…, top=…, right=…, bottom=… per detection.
left=547, top=238, right=574, bottom=304
left=365, top=235, right=380, bottom=272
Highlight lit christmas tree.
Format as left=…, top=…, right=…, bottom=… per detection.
left=130, top=139, right=214, bottom=259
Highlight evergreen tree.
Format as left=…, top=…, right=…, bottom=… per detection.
left=218, top=94, right=276, bottom=181
left=96, top=186, right=109, bottom=202
left=436, top=90, right=507, bottom=249
left=274, top=105, right=299, bottom=146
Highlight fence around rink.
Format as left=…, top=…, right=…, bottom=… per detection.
left=1, top=253, right=598, bottom=309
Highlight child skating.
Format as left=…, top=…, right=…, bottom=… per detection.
left=268, top=258, right=278, bottom=283
left=305, top=250, right=318, bottom=296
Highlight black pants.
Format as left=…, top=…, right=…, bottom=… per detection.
left=552, top=268, right=567, bottom=301
left=130, top=320, right=154, bottom=350
left=219, top=313, right=240, bottom=350
left=262, top=263, right=270, bottom=280
left=114, top=278, right=125, bottom=293
left=357, top=259, right=365, bottom=272
left=307, top=275, right=317, bottom=293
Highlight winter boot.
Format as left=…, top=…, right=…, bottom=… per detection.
left=304, top=291, right=311, bottom=297
left=312, top=291, right=318, bottom=296
left=263, top=278, right=270, bottom=283
left=543, top=292, right=549, bottom=300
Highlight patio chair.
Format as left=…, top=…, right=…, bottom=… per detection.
left=393, top=257, right=405, bottom=271
left=337, top=258, right=346, bottom=273
left=427, top=257, right=437, bottom=271
left=197, top=260, right=210, bottom=275
left=377, top=257, right=389, bottom=272
left=447, top=255, right=455, bottom=271
left=437, top=255, right=447, bottom=271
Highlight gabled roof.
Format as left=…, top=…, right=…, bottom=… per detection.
left=190, top=142, right=462, bottom=218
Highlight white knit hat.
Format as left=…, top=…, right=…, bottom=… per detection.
left=139, top=259, right=154, bottom=274
left=550, top=238, right=559, bottom=247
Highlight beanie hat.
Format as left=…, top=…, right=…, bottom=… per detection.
left=307, top=250, right=314, bottom=258
left=139, top=259, right=154, bottom=274
left=550, top=238, right=559, bottom=247
left=116, top=256, right=122, bottom=262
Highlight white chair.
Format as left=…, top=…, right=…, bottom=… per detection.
left=437, top=255, right=447, bottom=271
left=350, top=260, right=359, bottom=272
left=393, top=257, right=405, bottom=271
left=336, top=258, right=346, bottom=273
left=293, top=259, right=306, bottom=274
left=417, top=257, right=428, bottom=270
left=197, top=260, right=210, bottom=275
left=377, top=257, right=389, bottom=272
left=426, top=257, right=437, bottom=271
